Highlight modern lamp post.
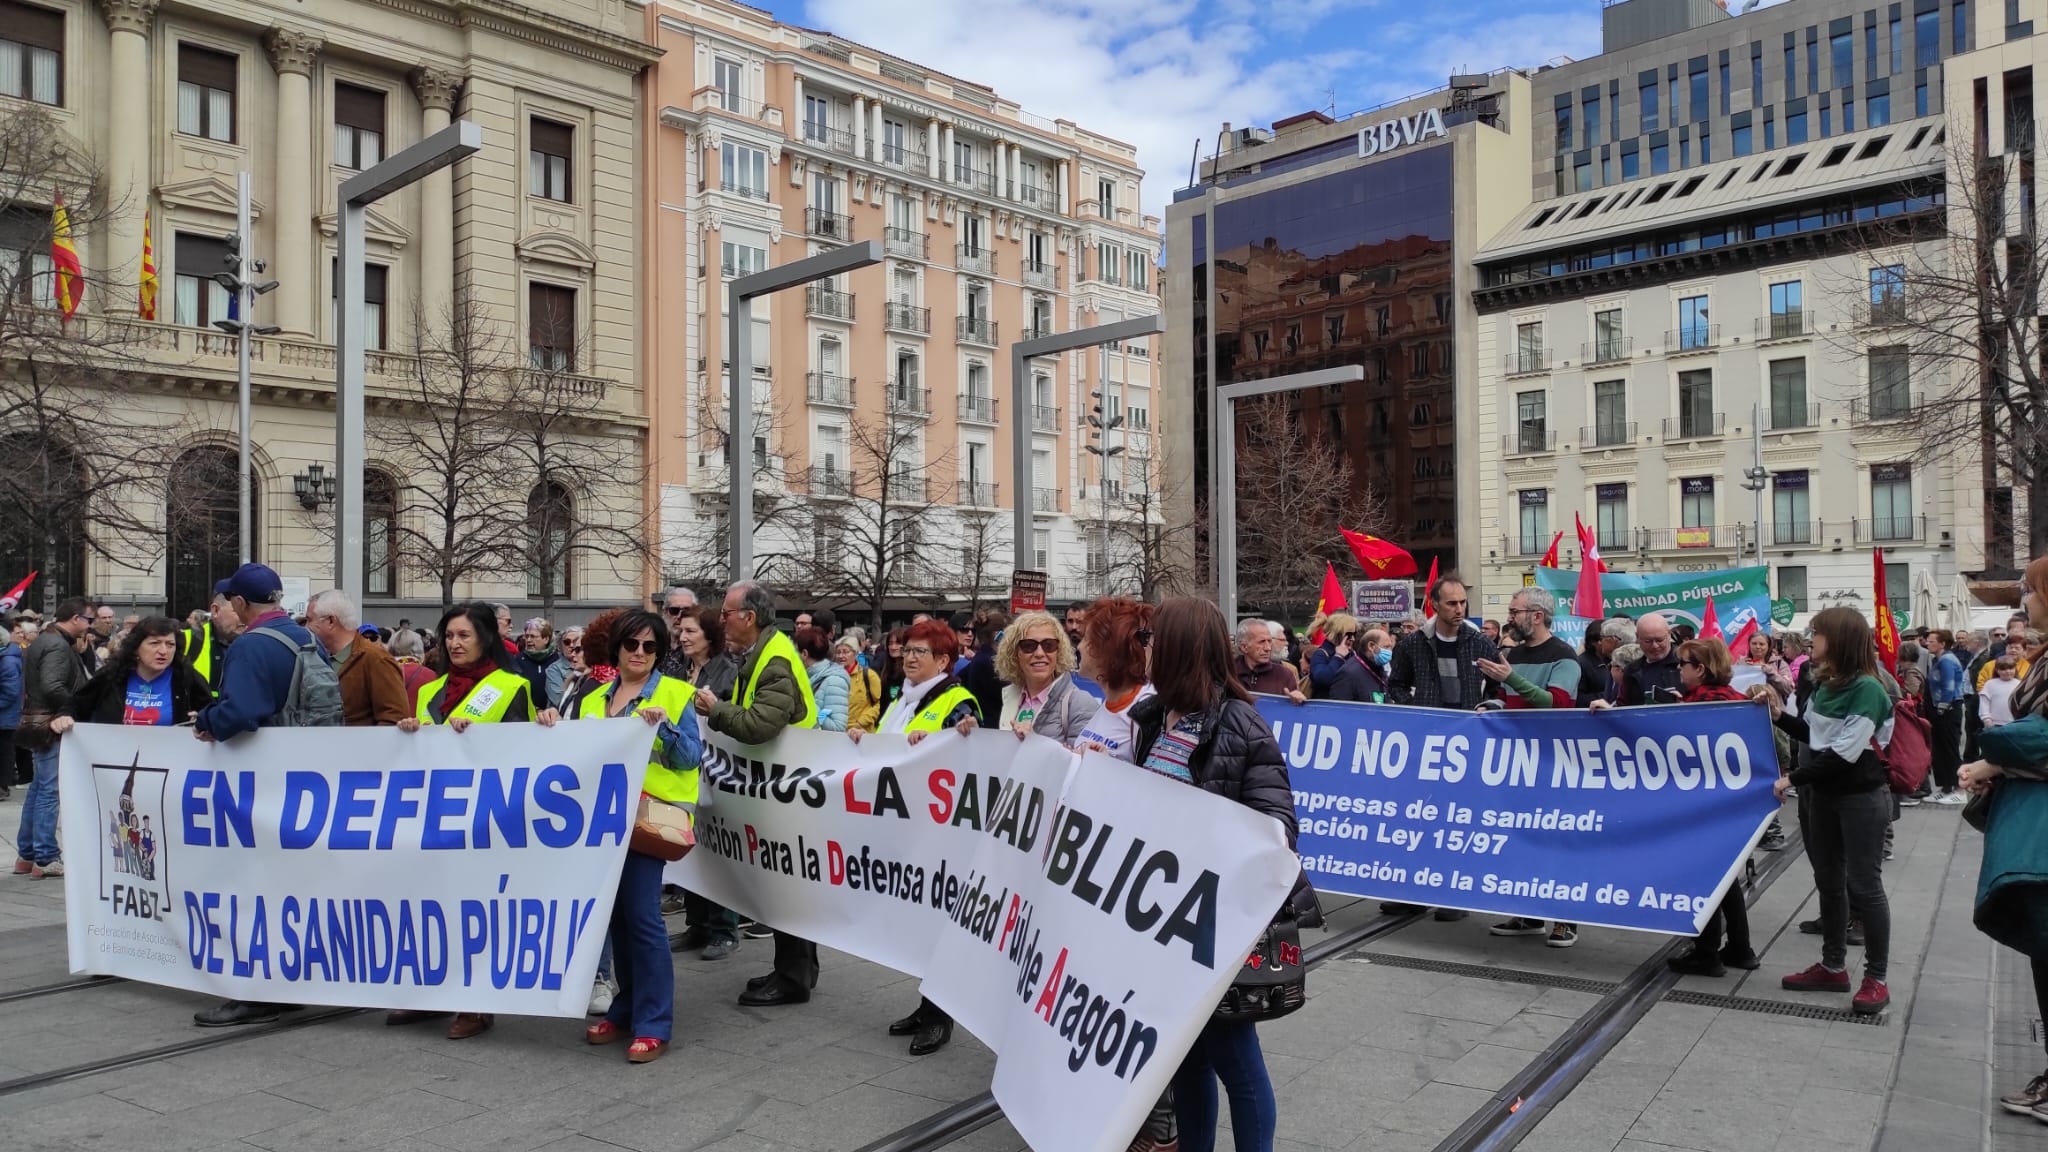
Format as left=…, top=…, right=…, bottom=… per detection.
left=1211, top=365, right=1366, bottom=623
left=1083, top=389, right=1123, bottom=594
left=726, top=240, right=884, bottom=583
left=212, top=170, right=279, bottom=565
left=333, top=120, right=482, bottom=598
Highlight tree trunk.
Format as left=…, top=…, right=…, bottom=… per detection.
left=2030, top=471, right=2048, bottom=561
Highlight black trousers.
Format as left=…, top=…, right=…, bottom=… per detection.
left=775, top=931, right=818, bottom=989
left=1692, top=883, right=1751, bottom=958
left=1807, top=788, right=1891, bottom=981
left=2034, top=955, right=2048, bottom=1059
left=683, top=890, right=738, bottom=941
left=1930, top=702, right=1964, bottom=792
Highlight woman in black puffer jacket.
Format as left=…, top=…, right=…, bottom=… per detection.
left=1130, top=597, right=1296, bottom=1152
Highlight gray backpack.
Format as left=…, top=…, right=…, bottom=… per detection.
left=248, top=626, right=344, bottom=727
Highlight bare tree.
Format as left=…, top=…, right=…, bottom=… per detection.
left=1229, top=394, right=1382, bottom=616
left=1100, top=443, right=1203, bottom=603
left=812, top=411, right=954, bottom=638
left=661, top=387, right=812, bottom=593
left=952, top=508, right=1009, bottom=612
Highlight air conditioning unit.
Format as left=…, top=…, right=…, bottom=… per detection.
left=1235, top=127, right=1272, bottom=148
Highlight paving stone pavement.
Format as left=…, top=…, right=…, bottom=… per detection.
left=0, top=794, right=2016, bottom=1152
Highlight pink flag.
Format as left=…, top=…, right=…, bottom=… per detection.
left=1571, top=514, right=1603, bottom=619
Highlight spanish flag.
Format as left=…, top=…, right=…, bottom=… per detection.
left=139, top=211, right=158, bottom=321
left=50, top=190, right=81, bottom=321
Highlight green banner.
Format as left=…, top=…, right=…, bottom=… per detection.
left=1533, top=565, right=1775, bottom=647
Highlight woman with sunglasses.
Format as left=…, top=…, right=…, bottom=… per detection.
left=949, top=609, right=1100, bottom=745
left=847, top=617, right=980, bottom=1056
left=1665, top=637, right=1760, bottom=977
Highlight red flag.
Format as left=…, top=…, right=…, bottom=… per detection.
left=0, top=570, right=33, bottom=613
left=1873, top=548, right=1899, bottom=673
left=1310, top=562, right=1347, bottom=645
left=1700, top=595, right=1724, bottom=642
left=1571, top=514, right=1604, bottom=619
left=1729, top=615, right=1759, bottom=659
left=1341, top=529, right=1418, bottom=579
left=1537, top=531, right=1563, bottom=569
left=1422, top=555, right=1440, bottom=619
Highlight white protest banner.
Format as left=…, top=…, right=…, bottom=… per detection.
left=61, top=720, right=650, bottom=1016
left=672, top=731, right=1300, bottom=1152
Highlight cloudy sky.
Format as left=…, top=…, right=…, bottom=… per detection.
left=785, top=0, right=1796, bottom=220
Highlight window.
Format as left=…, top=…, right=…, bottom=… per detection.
left=1574, top=158, right=1591, bottom=192
left=1869, top=263, right=1906, bottom=321
left=1866, top=21, right=1878, bottom=76
left=1095, top=240, right=1121, bottom=285
left=166, top=448, right=257, bottom=617
left=1681, top=477, right=1715, bottom=528
left=1917, top=78, right=1929, bottom=116
left=1872, top=463, right=1914, bottom=539
left=1032, top=529, right=1050, bottom=571
left=1128, top=250, right=1151, bottom=291
left=1596, top=483, right=1629, bottom=550
left=0, top=1, right=62, bottom=106
left=1129, top=403, right=1149, bottom=431
left=721, top=238, right=766, bottom=277
left=1098, top=177, right=1116, bottom=215
left=1733, top=121, right=1753, bottom=156
left=1651, top=141, right=1670, bottom=175
left=1584, top=92, right=1601, bottom=140
left=894, top=349, right=920, bottom=394
left=333, top=83, right=384, bottom=171
left=805, top=95, right=832, bottom=142
left=883, top=118, right=907, bottom=165
left=1621, top=148, right=1640, bottom=179
left=1689, top=64, right=1708, bottom=122
left=1518, top=490, right=1549, bottom=555
left=1868, top=345, right=1911, bottom=417
left=1787, top=108, right=1808, bottom=144
left=364, top=470, right=396, bottom=597
left=1556, top=102, right=1572, bottom=149
left=713, top=57, right=743, bottom=110
left=1778, top=565, right=1808, bottom=611
left=529, top=118, right=572, bottom=202
left=953, top=139, right=974, bottom=182
left=527, top=283, right=575, bottom=371
left=172, top=232, right=231, bottom=328
left=1516, top=390, right=1548, bottom=452
left=330, top=259, right=388, bottom=350
left=1773, top=470, right=1811, bottom=543
left=1515, top=321, right=1543, bottom=372
left=1678, top=369, right=1715, bottom=437
left=1868, top=92, right=1890, bottom=127
left=1722, top=57, right=1731, bottom=115
left=1768, top=279, right=1804, bottom=338
left=1701, top=132, right=1712, bottom=163
left=1954, top=0, right=1969, bottom=53
left=1594, top=308, right=1624, bottom=360
left=1594, top=379, right=1628, bottom=445
left=1886, top=561, right=1911, bottom=613
left=1769, top=358, right=1808, bottom=427
left=1678, top=294, right=1711, bottom=347
left=176, top=45, right=236, bottom=142
left=1891, top=13, right=1904, bottom=72
left=1325, top=312, right=1346, bottom=345
left=721, top=140, right=767, bottom=199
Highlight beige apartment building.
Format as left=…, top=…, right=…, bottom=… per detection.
left=640, top=0, right=1163, bottom=611
left=0, top=0, right=655, bottom=619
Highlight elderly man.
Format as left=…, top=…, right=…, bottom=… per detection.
left=694, top=580, right=820, bottom=1005
left=1235, top=618, right=1304, bottom=700
left=1601, top=612, right=1682, bottom=707
left=656, top=585, right=698, bottom=679
left=1482, top=587, right=1584, bottom=948
left=306, top=590, right=408, bottom=728
left=1581, top=616, right=1636, bottom=705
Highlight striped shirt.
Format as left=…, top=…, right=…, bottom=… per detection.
left=1140, top=714, right=1202, bottom=784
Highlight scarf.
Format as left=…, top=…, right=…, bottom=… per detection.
left=438, top=659, right=494, bottom=715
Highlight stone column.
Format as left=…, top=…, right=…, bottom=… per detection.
left=1057, top=160, right=1070, bottom=215
left=852, top=95, right=866, bottom=159
left=792, top=75, right=803, bottom=125
left=412, top=67, right=462, bottom=331
left=99, top=0, right=157, bottom=312
left=942, top=124, right=956, bottom=183
left=872, top=99, right=884, bottom=162
left=266, top=27, right=322, bottom=338
left=927, top=118, right=941, bottom=180
left=1010, top=144, right=1022, bottom=201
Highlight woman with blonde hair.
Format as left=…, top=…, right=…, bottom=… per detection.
left=951, top=610, right=1100, bottom=745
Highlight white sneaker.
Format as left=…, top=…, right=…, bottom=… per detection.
left=1931, top=790, right=1969, bottom=807
left=587, top=978, right=615, bottom=1016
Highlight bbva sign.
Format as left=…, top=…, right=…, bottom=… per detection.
left=1356, top=107, right=1447, bottom=159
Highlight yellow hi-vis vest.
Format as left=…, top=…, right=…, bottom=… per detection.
left=578, top=673, right=699, bottom=805
left=416, top=668, right=531, bottom=725
left=903, top=684, right=978, bottom=733
left=742, top=629, right=818, bottom=729
left=183, top=626, right=219, bottom=697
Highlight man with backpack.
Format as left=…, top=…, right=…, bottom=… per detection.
left=191, top=562, right=342, bottom=1027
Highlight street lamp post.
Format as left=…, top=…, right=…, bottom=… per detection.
left=1010, top=315, right=1164, bottom=569
left=212, top=171, right=280, bottom=565
left=725, top=241, right=884, bottom=584
left=1211, top=365, right=1366, bottom=624
left=334, top=120, right=482, bottom=598
left=1084, top=388, right=1124, bottom=595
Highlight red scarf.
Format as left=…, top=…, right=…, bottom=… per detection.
left=438, top=660, right=494, bottom=716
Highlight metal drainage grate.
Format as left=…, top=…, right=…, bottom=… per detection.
left=1342, top=950, right=1622, bottom=996
left=1663, top=988, right=1888, bottom=1025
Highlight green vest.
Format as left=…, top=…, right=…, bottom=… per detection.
left=417, top=668, right=530, bottom=725
left=578, top=674, right=699, bottom=805
left=742, top=630, right=818, bottom=729
left=904, top=684, right=978, bottom=733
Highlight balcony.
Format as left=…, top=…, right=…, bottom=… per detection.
left=807, top=465, right=853, bottom=498
left=957, top=244, right=994, bottom=276
left=956, top=316, right=999, bottom=346
left=957, top=393, right=998, bottom=424
left=1665, top=324, right=1722, bottom=354
left=1018, top=183, right=1058, bottom=210
left=1858, top=297, right=1910, bottom=327
left=885, top=226, right=928, bottom=261
left=957, top=480, right=999, bottom=507
left=1022, top=259, right=1061, bottom=290
left=1850, top=392, right=1918, bottom=423
left=1757, top=311, right=1816, bottom=341
left=1662, top=413, right=1726, bottom=441
left=1579, top=421, right=1638, bottom=448
left=1031, top=404, right=1060, bottom=432
left=887, top=473, right=929, bottom=503
left=1855, top=515, right=1928, bottom=543
left=1770, top=520, right=1819, bottom=546
left=885, top=385, right=931, bottom=416
left=801, top=119, right=857, bottom=156
left=877, top=144, right=928, bottom=173
left=1033, top=487, right=1061, bottom=513
left=806, top=207, right=855, bottom=241
left=805, top=286, right=854, bottom=322
left=1021, top=324, right=1054, bottom=342
left=1582, top=336, right=1632, bottom=364
left=1501, top=429, right=1558, bottom=456
left=953, top=165, right=997, bottom=195
left=1640, top=524, right=1741, bottom=551
left=806, top=371, right=854, bottom=407
left=1504, top=349, right=1552, bottom=376
left=697, top=91, right=780, bottom=125
left=885, top=302, right=931, bottom=335
left=718, top=177, right=769, bottom=202
left=1762, top=402, right=1822, bottom=431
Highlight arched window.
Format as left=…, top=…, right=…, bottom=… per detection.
left=0, top=432, right=86, bottom=608
left=365, top=470, right=397, bottom=597
left=166, top=447, right=257, bottom=617
left=525, top=480, right=573, bottom=600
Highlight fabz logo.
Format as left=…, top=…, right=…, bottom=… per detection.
left=1357, top=107, right=1448, bottom=159
left=96, top=760, right=172, bottom=921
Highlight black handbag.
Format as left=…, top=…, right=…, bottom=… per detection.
left=1213, top=911, right=1306, bottom=1022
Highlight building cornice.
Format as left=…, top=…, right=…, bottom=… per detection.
left=362, top=0, right=664, bottom=73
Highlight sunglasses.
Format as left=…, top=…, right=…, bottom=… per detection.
left=1679, top=659, right=1702, bottom=668
left=1137, top=629, right=1153, bottom=646
left=618, top=636, right=659, bottom=654
left=1015, top=638, right=1059, bottom=655
left=664, top=606, right=691, bottom=617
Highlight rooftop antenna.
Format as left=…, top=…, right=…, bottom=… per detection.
left=1188, top=137, right=1201, bottom=188
left=1326, top=87, right=1337, bottom=117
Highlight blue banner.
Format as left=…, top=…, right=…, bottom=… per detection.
left=1262, top=697, right=1781, bottom=935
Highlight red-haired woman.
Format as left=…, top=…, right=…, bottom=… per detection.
left=1074, top=597, right=1155, bottom=761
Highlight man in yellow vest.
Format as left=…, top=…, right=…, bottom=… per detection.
left=182, top=590, right=245, bottom=697
left=694, top=579, right=819, bottom=1006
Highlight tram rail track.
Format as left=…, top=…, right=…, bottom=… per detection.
left=0, top=975, right=118, bottom=1005
left=0, top=1006, right=368, bottom=1099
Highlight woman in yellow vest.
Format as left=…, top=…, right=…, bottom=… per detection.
left=389, top=602, right=536, bottom=1040
left=846, top=618, right=979, bottom=1055
left=572, top=609, right=700, bottom=1065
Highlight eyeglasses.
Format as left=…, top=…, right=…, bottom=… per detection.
left=902, top=646, right=936, bottom=658
left=1015, top=638, right=1059, bottom=655
left=1136, top=629, right=1153, bottom=647
left=1506, top=607, right=1537, bottom=617
left=719, top=606, right=750, bottom=619
left=664, top=605, right=691, bottom=617
left=1678, top=659, right=1702, bottom=667
left=618, top=636, right=659, bottom=654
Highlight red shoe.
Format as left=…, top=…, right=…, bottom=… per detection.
left=12, top=859, right=31, bottom=875
left=1781, top=963, right=1851, bottom=992
left=585, top=1020, right=620, bottom=1045
left=1853, top=976, right=1890, bottom=1015
left=626, top=1036, right=668, bottom=1064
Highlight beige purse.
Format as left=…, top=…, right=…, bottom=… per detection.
left=630, top=795, right=697, bottom=861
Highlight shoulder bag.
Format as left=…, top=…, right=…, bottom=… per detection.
left=631, top=795, right=697, bottom=862
left=1213, top=908, right=1307, bottom=1022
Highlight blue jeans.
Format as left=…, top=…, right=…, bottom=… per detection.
left=604, top=850, right=673, bottom=1041
left=1173, top=1018, right=1276, bottom=1152
left=16, top=744, right=58, bottom=865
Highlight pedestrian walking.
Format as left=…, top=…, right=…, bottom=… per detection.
left=14, top=597, right=89, bottom=879
left=523, top=617, right=571, bottom=709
